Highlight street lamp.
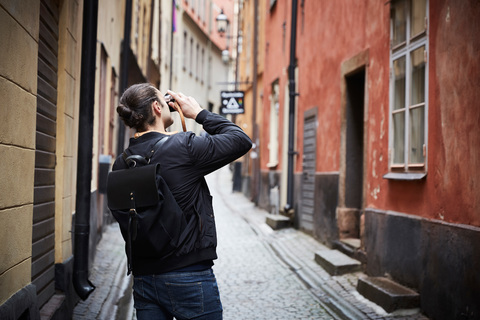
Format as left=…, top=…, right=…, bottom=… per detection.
left=216, top=9, right=229, bottom=35
left=222, top=49, right=230, bottom=63
left=216, top=9, right=233, bottom=65
left=216, top=8, right=241, bottom=85
left=216, top=9, right=230, bottom=64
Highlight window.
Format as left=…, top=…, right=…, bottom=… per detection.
left=190, top=38, right=194, bottom=76
left=267, top=80, right=280, bottom=168
left=183, top=32, right=187, bottom=70
left=389, top=0, right=428, bottom=173
left=201, top=48, right=205, bottom=83
left=196, top=43, right=200, bottom=80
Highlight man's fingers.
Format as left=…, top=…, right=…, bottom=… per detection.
left=167, top=90, right=180, bottom=100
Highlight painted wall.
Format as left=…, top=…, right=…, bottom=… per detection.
left=0, top=0, right=40, bottom=306
left=97, top=0, right=124, bottom=74
left=364, top=1, right=480, bottom=227
left=287, top=0, right=480, bottom=227
left=236, top=0, right=266, bottom=140
left=261, top=0, right=290, bottom=171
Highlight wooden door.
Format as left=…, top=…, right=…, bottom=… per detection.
left=300, top=109, right=317, bottom=231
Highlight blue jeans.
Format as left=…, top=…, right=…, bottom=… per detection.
left=132, top=269, right=223, bottom=320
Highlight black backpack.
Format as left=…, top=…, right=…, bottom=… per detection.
left=106, top=137, right=187, bottom=275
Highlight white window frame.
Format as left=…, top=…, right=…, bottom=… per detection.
left=387, top=0, right=429, bottom=178
left=267, top=80, right=280, bottom=168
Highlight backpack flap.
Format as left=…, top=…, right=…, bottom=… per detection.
left=107, top=164, right=160, bottom=211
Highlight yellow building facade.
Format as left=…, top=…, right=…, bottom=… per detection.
left=0, top=0, right=84, bottom=318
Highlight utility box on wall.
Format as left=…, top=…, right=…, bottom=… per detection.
left=98, top=155, right=112, bottom=194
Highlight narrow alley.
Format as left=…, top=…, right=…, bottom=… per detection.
left=73, top=166, right=428, bottom=320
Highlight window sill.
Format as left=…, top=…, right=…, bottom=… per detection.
left=266, top=162, right=278, bottom=169
left=383, top=172, right=427, bottom=181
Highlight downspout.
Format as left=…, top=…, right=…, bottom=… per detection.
left=73, top=0, right=98, bottom=300
left=169, top=0, right=174, bottom=88
left=251, top=0, right=259, bottom=204
left=284, top=0, right=298, bottom=214
left=117, top=0, right=133, bottom=157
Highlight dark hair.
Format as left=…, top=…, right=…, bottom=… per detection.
left=117, top=83, right=158, bottom=131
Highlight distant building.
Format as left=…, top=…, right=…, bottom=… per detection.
left=162, top=0, right=233, bottom=135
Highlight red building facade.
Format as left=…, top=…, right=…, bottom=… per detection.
left=258, top=0, right=480, bottom=318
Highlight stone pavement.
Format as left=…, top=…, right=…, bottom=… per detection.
left=210, top=167, right=429, bottom=320
left=210, top=171, right=334, bottom=320
left=73, top=165, right=429, bottom=319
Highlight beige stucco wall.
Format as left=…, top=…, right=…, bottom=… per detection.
left=97, top=0, right=124, bottom=74
left=92, top=0, right=125, bottom=194
left=97, top=0, right=124, bottom=157
left=55, top=0, right=84, bottom=264
left=0, top=0, right=40, bottom=305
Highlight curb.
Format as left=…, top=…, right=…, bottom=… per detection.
left=98, top=255, right=128, bottom=319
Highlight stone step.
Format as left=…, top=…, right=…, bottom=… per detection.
left=340, top=238, right=361, bottom=249
left=357, top=276, right=420, bottom=313
left=332, top=238, right=367, bottom=264
left=265, top=214, right=291, bottom=230
left=314, top=249, right=361, bottom=276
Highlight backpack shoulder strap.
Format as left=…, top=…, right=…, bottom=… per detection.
left=145, top=136, right=169, bottom=163
left=122, top=136, right=169, bottom=168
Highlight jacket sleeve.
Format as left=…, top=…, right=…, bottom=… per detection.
left=186, top=110, right=252, bottom=176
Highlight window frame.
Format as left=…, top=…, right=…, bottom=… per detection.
left=387, top=0, right=429, bottom=179
left=267, top=79, right=280, bottom=168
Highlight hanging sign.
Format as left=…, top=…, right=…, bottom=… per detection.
left=220, top=91, right=245, bottom=114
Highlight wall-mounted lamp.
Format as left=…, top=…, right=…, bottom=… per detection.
left=216, top=9, right=229, bottom=34
left=217, top=9, right=231, bottom=64
left=222, top=49, right=230, bottom=63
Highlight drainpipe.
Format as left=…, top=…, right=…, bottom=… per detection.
left=251, top=0, right=259, bottom=204
left=73, top=0, right=98, bottom=300
left=284, top=0, right=298, bottom=214
left=117, top=0, right=133, bottom=157
left=169, top=0, right=174, bottom=88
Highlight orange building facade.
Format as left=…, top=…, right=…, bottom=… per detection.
left=250, top=0, right=480, bottom=318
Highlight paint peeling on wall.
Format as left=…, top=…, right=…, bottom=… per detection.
left=371, top=185, right=380, bottom=200
left=372, top=149, right=378, bottom=178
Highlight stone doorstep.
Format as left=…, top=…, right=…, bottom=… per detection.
left=314, top=249, right=362, bottom=276
left=265, top=214, right=291, bottom=230
left=357, top=276, right=420, bottom=313
left=333, top=238, right=367, bottom=264
left=340, top=238, right=361, bottom=249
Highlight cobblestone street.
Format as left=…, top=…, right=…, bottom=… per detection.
left=210, top=169, right=335, bottom=320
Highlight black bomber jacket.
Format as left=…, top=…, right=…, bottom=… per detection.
left=112, top=110, right=252, bottom=275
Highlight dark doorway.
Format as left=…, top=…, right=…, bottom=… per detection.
left=337, top=68, right=365, bottom=249
left=345, top=70, right=365, bottom=211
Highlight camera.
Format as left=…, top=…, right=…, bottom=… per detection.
left=164, top=94, right=176, bottom=112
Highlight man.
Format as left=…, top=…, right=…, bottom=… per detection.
left=112, top=83, right=252, bottom=319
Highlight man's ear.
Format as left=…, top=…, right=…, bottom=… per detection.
left=152, top=100, right=162, bottom=115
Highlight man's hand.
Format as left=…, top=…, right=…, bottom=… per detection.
left=167, top=90, right=203, bottom=120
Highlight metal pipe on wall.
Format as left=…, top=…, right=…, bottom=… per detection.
left=284, top=0, right=298, bottom=214
left=251, top=0, right=260, bottom=204
left=73, top=0, right=99, bottom=300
